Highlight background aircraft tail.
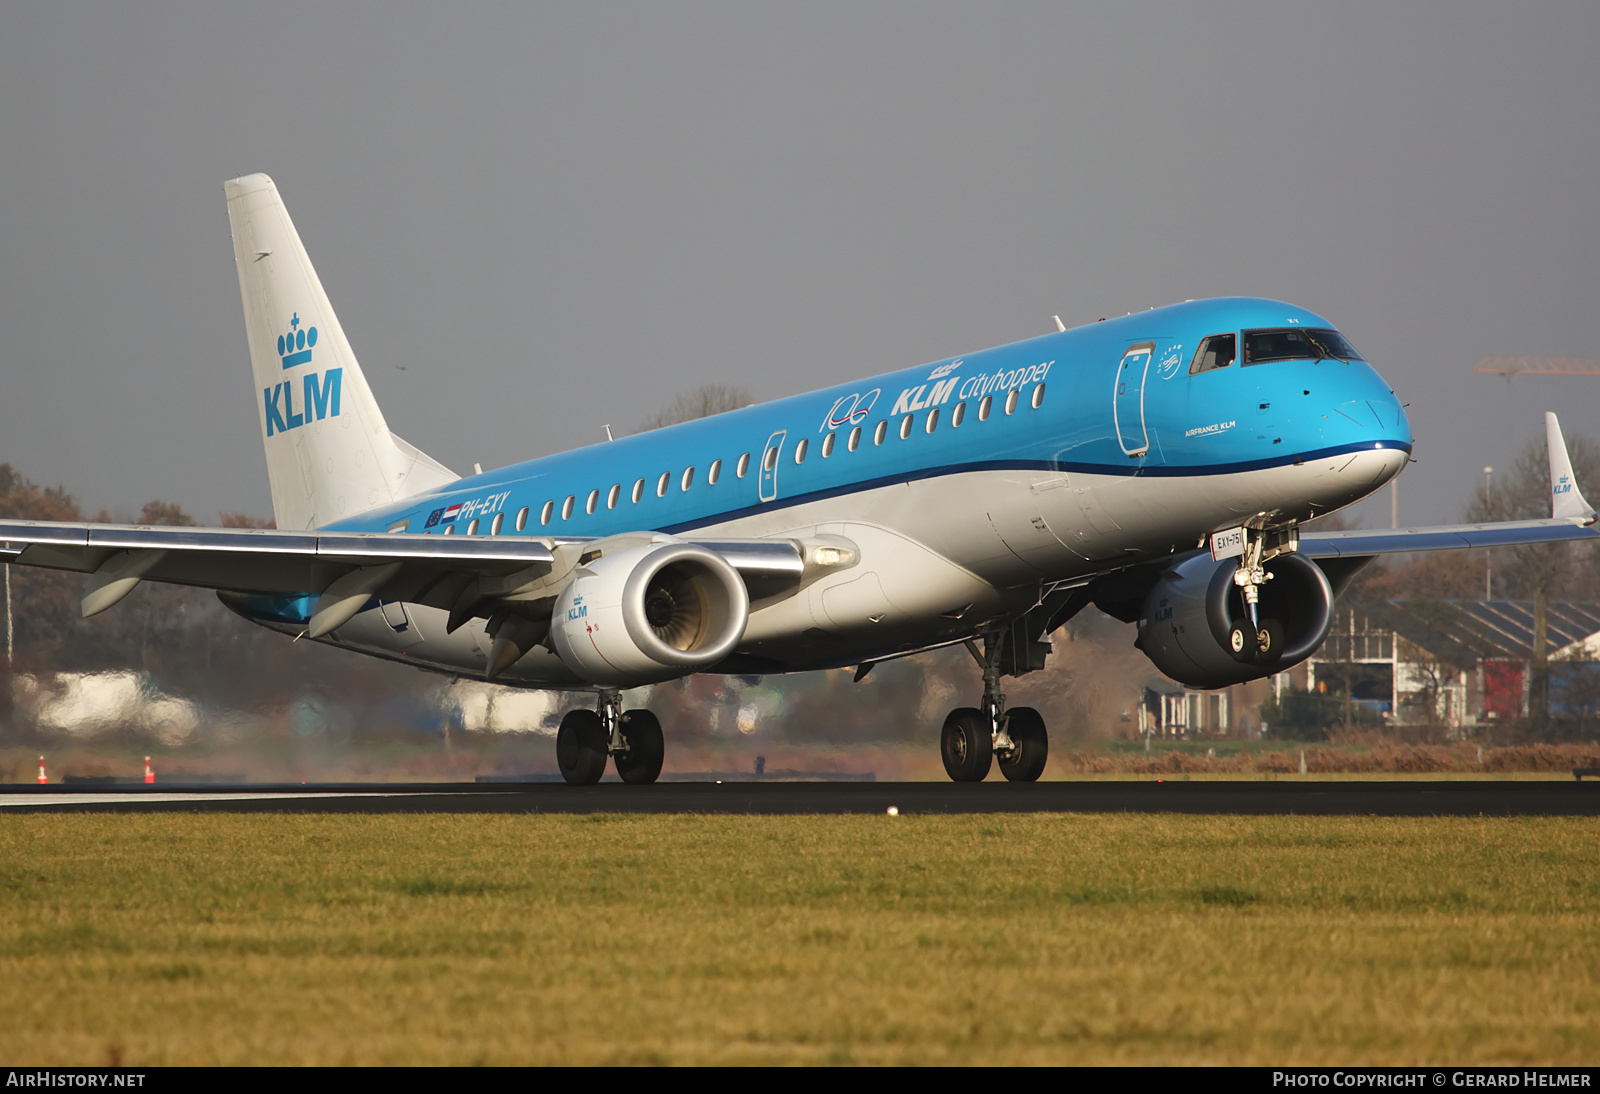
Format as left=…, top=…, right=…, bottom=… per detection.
left=224, top=174, right=457, bottom=530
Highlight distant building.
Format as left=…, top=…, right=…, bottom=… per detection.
left=1139, top=675, right=1273, bottom=739
left=1299, top=600, right=1600, bottom=733
left=1139, top=600, right=1600, bottom=739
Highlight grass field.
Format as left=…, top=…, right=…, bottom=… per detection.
left=0, top=812, right=1596, bottom=1065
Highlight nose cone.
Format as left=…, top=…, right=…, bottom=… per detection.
left=1300, top=367, right=1411, bottom=513
left=1299, top=359, right=1413, bottom=455
left=1336, top=386, right=1409, bottom=446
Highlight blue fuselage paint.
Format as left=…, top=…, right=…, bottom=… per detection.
left=323, top=297, right=1411, bottom=541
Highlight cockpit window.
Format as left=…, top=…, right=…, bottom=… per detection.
left=1242, top=327, right=1364, bottom=365
left=1189, top=333, right=1237, bottom=374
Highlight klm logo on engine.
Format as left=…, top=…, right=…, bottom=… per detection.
left=263, top=312, right=342, bottom=437
left=566, top=595, right=588, bottom=622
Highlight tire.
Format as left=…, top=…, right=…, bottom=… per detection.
left=998, top=706, right=1048, bottom=783
left=1255, top=618, right=1285, bottom=665
left=614, top=709, right=664, bottom=785
left=941, top=707, right=992, bottom=782
left=1227, top=621, right=1254, bottom=663
left=556, top=709, right=608, bottom=786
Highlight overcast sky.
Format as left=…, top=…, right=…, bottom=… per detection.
left=2, top=2, right=1598, bottom=527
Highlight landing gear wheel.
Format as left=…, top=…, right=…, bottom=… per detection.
left=941, top=707, right=992, bottom=783
left=1255, top=618, right=1285, bottom=665
left=1227, top=621, right=1254, bottom=663
left=613, top=709, right=664, bottom=785
left=998, top=706, right=1049, bottom=783
left=556, top=709, right=607, bottom=786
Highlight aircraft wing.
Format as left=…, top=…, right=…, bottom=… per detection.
left=0, top=520, right=557, bottom=594
left=0, top=520, right=806, bottom=637
left=1301, top=516, right=1600, bottom=559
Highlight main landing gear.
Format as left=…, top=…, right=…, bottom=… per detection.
left=940, top=637, right=1049, bottom=783
left=556, top=689, right=665, bottom=786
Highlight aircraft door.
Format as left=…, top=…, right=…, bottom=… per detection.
left=759, top=430, right=786, bottom=503
left=1113, top=342, right=1154, bottom=458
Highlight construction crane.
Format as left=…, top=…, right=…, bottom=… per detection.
left=1474, top=357, right=1600, bottom=376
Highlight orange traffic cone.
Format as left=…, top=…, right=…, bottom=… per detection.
left=36, top=756, right=47, bottom=784
left=143, top=756, right=154, bottom=784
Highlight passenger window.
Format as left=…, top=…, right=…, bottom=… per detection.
left=442, top=524, right=455, bottom=535
left=736, top=452, right=750, bottom=478
left=1190, top=333, right=1237, bottom=374
left=874, top=420, right=888, bottom=445
left=951, top=402, right=966, bottom=427
left=657, top=472, right=670, bottom=497
left=387, top=520, right=410, bottom=533
left=491, top=512, right=504, bottom=536
left=794, top=439, right=808, bottom=464
left=763, top=447, right=779, bottom=472
left=466, top=518, right=479, bottom=535
left=607, top=484, right=620, bottom=509
left=586, top=489, right=599, bottom=515
left=632, top=479, right=644, bottom=503
left=925, top=407, right=939, bottom=434
left=708, top=459, right=722, bottom=484
left=821, top=433, right=835, bottom=458
left=681, top=466, right=695, bottom=491
left=1031, top=383, right=1046, bottom=409
left=848, top=425, right=862, bottom=452
left=561, top=495, right=575, bottom=520
left=979, top=395, right=992, bottom=421
left=1004, top=389, right=1019, bottom=415
left=516, top=506, right=529, bottom=532
left=899, top=414, right=913, bottom=440
left=540, top=501, right=554, bottom=526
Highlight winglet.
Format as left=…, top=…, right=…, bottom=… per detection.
left=1546, top=412, right=1595, bottom=521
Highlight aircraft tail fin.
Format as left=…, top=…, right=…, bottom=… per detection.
left=1545, top=412, right=1595, bottom=521
left=224, top=174, right=457, bottom=530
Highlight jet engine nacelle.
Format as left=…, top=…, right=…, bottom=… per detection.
left=1136, top=550, right=1334, bottom=689
left=550, top=541, right=750, bottom=687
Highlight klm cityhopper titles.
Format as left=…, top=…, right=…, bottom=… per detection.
left=2, top=175, right=1595, bottom=784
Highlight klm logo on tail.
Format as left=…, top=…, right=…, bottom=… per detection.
left=278, top=312, right=317, bottom=368
left=264, top=312, right=342, bottom=437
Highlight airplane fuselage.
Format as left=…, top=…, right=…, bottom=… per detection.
left=242, top=296, right=1410, bottom=687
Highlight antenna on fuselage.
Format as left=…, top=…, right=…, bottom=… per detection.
left=1051, top=315, right=1066, bottom=333
left=603, top=424, right=615, bottom=442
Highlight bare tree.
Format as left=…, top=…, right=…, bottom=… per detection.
left=220, top=512, right=275, bottom=529
left=635, top=384, right=755, bottom=433
left=136, top=500, right=195, bottom=527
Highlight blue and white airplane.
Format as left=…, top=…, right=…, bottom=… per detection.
left=4, top=175, right=1597, bottom=783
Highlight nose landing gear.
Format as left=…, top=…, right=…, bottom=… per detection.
left=1226, top=523, right=1295, bottom=666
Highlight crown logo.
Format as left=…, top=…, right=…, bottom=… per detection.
left=278, top=312, right=318, bottom=370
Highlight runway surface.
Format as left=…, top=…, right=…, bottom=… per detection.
left=0, top=780, right=1596, bottom=815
